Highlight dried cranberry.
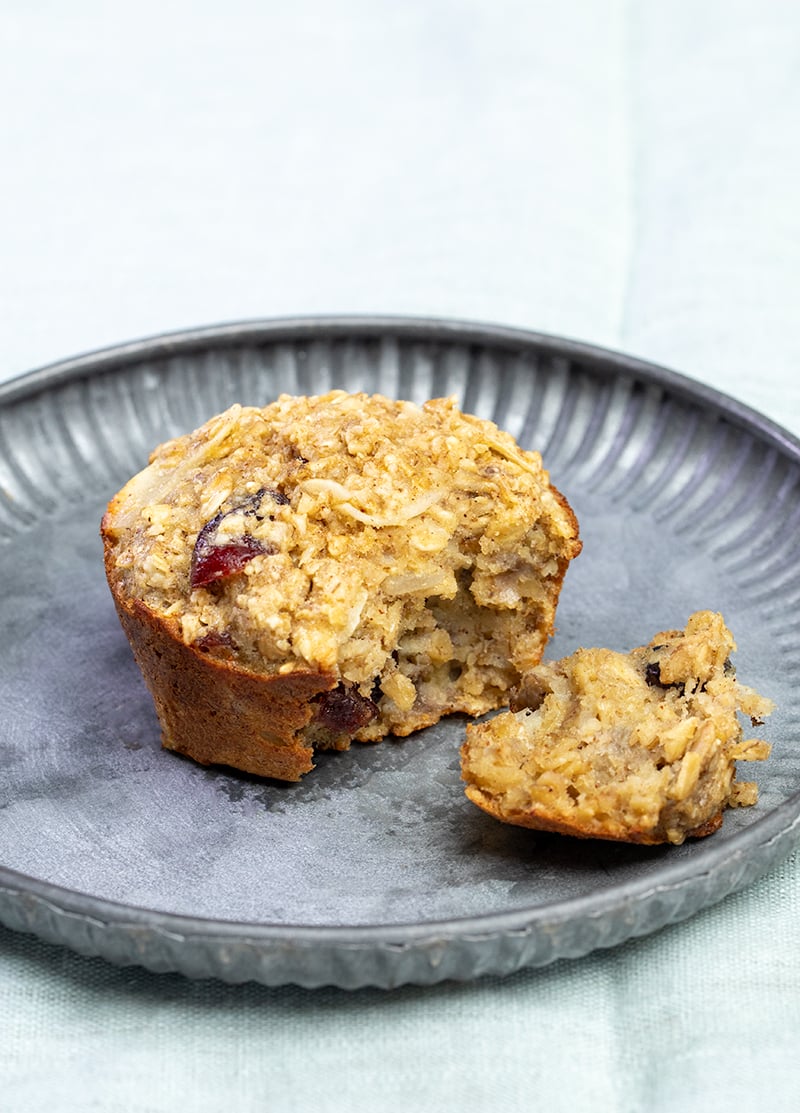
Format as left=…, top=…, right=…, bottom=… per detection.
left=191, top=534, right=268, bottom=588
left=644, top=662, right=663, bottom=687
left=194, top=630, right=237, bottom=654
left=189, top=487, right=286, bottom=589
left=644, top=659, right=685, bottom=695
left=314, top=686, right=378, bottom=735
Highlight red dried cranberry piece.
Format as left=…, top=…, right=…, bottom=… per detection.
left=194, top=630, right=237, bottom=654
left=314, top=686, right=378, bottom=735
left=644, top=659, right=685, bottom=695
left=644, top=662, right=663, bottom=687
left=189, top=487, right=286, bottom=589
left=190, top=534, right=268, bottom=588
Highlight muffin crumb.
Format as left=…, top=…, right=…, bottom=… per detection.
left=461, top=611, right=773, bottom=844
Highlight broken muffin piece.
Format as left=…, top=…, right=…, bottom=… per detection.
left=461, top=611, right=773, bottom=845
left=102, top=391, right=581, bottom=781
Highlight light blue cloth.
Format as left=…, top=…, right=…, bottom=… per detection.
left=1, top=1, right=799, bottom=1109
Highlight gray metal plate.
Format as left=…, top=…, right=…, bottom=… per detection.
left=1, top=317, right=799, bottom=988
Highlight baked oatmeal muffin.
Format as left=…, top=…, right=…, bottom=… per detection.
left=102, top=391, right=581, bottom=781
left=461, top=611, right=773, bottom=844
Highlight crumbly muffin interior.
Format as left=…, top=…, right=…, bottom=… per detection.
left=103, top=391, right=581, bottom=748
left=461, top=611, right=773, bottom=844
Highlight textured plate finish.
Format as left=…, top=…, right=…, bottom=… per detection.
left=1, top=317, right=799, bottom=989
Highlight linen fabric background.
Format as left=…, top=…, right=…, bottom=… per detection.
left=1, top=1, right=799, bottom=1110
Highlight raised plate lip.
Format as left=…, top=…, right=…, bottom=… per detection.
left=4, top=313, right=800, bottom=460
left=2, top=314, right=800, bottom=958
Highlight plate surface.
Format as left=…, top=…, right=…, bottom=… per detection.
left=1, top=317, right=799, bottom=989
